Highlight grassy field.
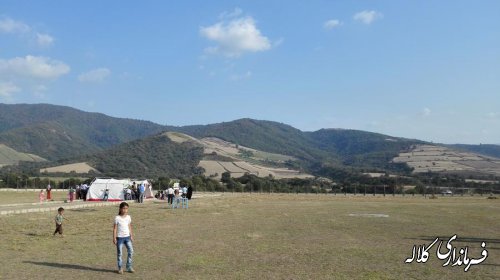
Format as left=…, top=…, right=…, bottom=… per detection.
left=0, top=193, right=498, bottom=279
left=0, top=190, right=69, bottom=205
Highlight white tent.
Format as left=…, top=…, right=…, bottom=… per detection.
left=86, top=178, right=132, bottom=201
left=131, top=179, right=154, bottom=199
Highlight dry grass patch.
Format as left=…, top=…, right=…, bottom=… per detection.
left=0, top=194, right=498, bottom=279
left=0, top=190, right=68, bottom=205
left=39, top=162, right=98, bottom=174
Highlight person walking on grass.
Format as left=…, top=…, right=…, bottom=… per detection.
left=53, top=207, right=68, bottom=237
left=39, top=190, right=45, bottom=203
left=113, top=202, right=134, bottom=274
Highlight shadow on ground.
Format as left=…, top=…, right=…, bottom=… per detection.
left=24, top=261, right=116, bottom=273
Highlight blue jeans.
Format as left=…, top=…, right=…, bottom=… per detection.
left=116, top=236, right=133, bottom=269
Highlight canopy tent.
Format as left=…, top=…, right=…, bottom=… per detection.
left=86, top=178, right=132, bottom=201
left=131, top=179, right=154, bottom=199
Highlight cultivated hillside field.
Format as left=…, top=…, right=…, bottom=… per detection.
left=0, top=192, right=498, bottom=279
left=166, top=132, right=312, bottom=180
left=393, top=145, right=500, bottom=175
left=39, top=162, right=98, bottom=174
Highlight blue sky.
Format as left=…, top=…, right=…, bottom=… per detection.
left=1, top=1, right=499, bottom=144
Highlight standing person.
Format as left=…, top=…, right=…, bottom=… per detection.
left=138, top=183, right=145, bottom=203
left=76, top=184, right=80, bottom=200
left=167, top=186, right=174, bottom=205
left=53, top=207, right=67, bottom=237
left=173, top=188, right=180, bottom=208
left=181, top=185, right=188, bottom=198
left=81, top=184, right=88, bottom=201
left=69, top=187, right=75, bottom=202
left=126, top=188, right=132, bottom=200
left=46, top=184, right=52, bottom=200
left=187, top=186, right=193, bottom=200
left=113, top=202, right=134, bottom=274
left=39, top=190, right=45, bottom=203
left=103, top=188, right=109, bottom=201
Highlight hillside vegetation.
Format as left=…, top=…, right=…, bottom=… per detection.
left=0, top=103, right=165, bottom=160
left=2, top=104, right=500, bottom=179
left=0, top=144, right=46, bottom=167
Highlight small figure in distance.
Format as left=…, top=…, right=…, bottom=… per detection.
left=53, top=207, right=69, bottom=237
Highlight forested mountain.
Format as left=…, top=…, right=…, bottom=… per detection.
left=448, top=144, right=500, bottom=159
left=84, top=133, right=204, bottom=178
left=169, top=118, right=322, bottom=162
left=0, top=104, right=165, bottom=160
left=306, top=129, right=425, bottom=170
left=2, top=104, right=500, bottom=178
left=170, top=119, right=424, bottom=171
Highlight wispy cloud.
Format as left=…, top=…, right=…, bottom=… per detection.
left=219, top=7, right=243, bottom=20
left=422, top=107, right=431, bottom=117
left=78, top=68, right=111, bottom=83
left=353, top=10, right=383, bottom=25
left=200, top=10, right=272, bottom=58
left=324, top=19, right=342, bottom=30
left=0, top=55, right=70, bottom=79
left=0, top=17, right=55, bottom=47
left=36, top=33, right=54, bottom=47
left=0, top=82, right=20, bottom=97
left=0, top=17, right=30, bottom=33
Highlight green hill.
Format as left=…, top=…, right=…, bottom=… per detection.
left=306, top=129, right=425, bottom=170
left=169, top=118, right=326, bottom=162
left=2, top=104, right=499, bottom=178
left=448, top=144, right=500, bottom=159
left=0, top=144, right=46, bottom=167
left=0, top=103, right=166, bottom=160
left=170, top=119, right=424, bottom=172
left=84, top=133, right=204, bottom=178
left=29, top=133, right=204, bottom=178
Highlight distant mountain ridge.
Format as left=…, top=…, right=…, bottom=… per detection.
left=1, top=103, right=500, bottom=177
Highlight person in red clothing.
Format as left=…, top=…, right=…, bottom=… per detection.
left=46, top=184, right=52, bottom=200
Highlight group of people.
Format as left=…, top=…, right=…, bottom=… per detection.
left=39, top=184, right=54, bottom=203
left=155, top=185, right=193, bottom=205
left=39, top=184, right=90, bottom=203
left=123, top=182, right=149, bottom=203
left=67, top=184, right=89, bottom=202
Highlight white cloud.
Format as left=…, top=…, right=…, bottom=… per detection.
left=1, top=17, right=55, bottom=47
left=78, top=68, right=111, bottom=83
left=324, top=19, right=342, bottom=30
left=219, top=7, right=243, bottom=19
left=200, top=15, right=272, bottom=57
left=36, top=33, right=54, bottom=47
left=422, top=107, right=431, bottom=117
left=0, top=55, right=70, bottom=79
left=353, top=10, right=383, bottom=24
left=0, top=17, right=30, bottom=33
left=0, top=82, right=20, bottom=97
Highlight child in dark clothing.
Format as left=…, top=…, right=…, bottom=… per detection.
left=53, top=207, right=68, bottom=237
